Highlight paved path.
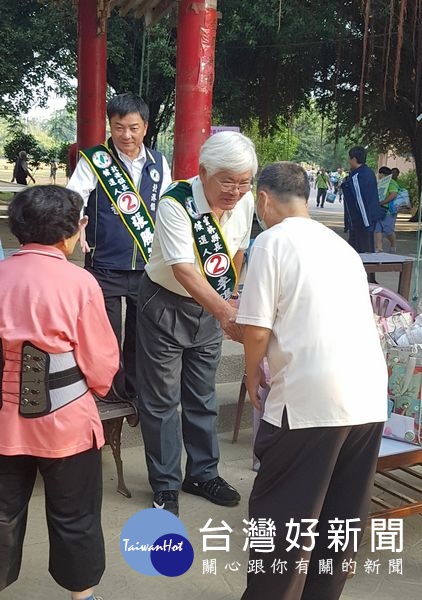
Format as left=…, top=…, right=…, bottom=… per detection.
left=0, top=189, right=421, bottom=599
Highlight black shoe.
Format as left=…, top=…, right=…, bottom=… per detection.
left=182, top=476, right=240, bottom=507
left=152, top=490, right=179, bottom=516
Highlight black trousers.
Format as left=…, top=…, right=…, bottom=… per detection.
left=316, top=189, right=327, bottom=207
left=136, top=275, right=222, bottom=491
left=348, top=228, right=376, bottom=282
left=86, top=267, right=144, bottom=397
left=241, top=416, right=384, bottom=600
left=0, top=448, right=104, bottom=592
left=348, top=227, right=375, bottom=253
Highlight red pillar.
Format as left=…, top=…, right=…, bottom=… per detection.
left=76, top=0, right=107, bottom=152
left=173, top=0, right=218, bottom=179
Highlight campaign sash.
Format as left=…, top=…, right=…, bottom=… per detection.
left=81, top=144, right=155, bottom=263
left=163, top=181, right=238, bottom=300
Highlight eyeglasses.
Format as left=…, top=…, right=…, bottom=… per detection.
left=215, top=179, right=253, bottom=194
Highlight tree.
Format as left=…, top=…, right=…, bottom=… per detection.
left=47, top=108, right=76, bottom=144
left=3, top=131, right=46, bottom=170
left=0, top=0, right=76, bottom=118
left=107, top=10, right=176, bottom=147
left=213, top=0, right=421, bottom=193
left=0, top=1, right=176, bottom=145
left=213, top=1, right=340, bottom=132
left=329, top=0, right=422, bottom=208
left=243, top=117, right=298, bottom=166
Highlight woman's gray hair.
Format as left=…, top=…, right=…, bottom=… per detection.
left=199, top=131, right=258, bottom=176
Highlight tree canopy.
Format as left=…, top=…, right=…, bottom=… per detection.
left=0, top=0, right=75, bottom=118
left=0, top=0, right=420, bottom=185
left=213, top=0, right=421, bottom=181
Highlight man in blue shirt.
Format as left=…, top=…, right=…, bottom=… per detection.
left=342, top=146, right=384, bottom=252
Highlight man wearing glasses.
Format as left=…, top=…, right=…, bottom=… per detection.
left=136, top=131, right=257, bottom=516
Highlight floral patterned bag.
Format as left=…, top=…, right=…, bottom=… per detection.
left=383, top=345, right=422, bottom=445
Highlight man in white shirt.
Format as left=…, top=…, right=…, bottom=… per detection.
left=137, top=131, right=257, bottom=516
left=237, top=162, right=387, bottom=600
left=68, top=93, right=171, bottom=402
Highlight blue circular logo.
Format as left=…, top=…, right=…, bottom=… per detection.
left=150, top=533, right=194, bottom=577
left=120, top=509, right=194, bottom=577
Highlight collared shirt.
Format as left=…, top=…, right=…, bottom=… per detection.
left=67, top=143, right=172, bottom=205
left=0, top=244, right=120, bottom=458
left=237, top=217, right=388, bottom=430
left=146, top=176, right=254, bottom=297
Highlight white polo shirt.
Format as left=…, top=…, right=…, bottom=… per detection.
left=146, top=177, right=254, bottom=297
left=237, top=217, right=388, bottom=429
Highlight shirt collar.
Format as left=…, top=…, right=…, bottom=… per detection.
left=14, top=243, right=66, bottom=260
left=190, top=176, right=233, bottom=220
left=115, top=144, right=146, bottom=164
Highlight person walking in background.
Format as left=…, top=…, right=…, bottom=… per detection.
left=67, top=93, right=172, bottom=404
left=11, top=151, right=35, bottom=185
left=315, top=167, right=331, bottom=208
left=374, top=166, right=399, bottom=253
left=336, top=167, right=346, bottom=202
left=238, top=162, right=387, bottom=600
left=0, top=185, right=119, bottom=600
left=342, top=146, right=384, bottom=253
left=50, top=159, right=58, bottom=184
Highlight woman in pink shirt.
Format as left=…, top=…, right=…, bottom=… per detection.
left=0, top=186, right=119, bottom=600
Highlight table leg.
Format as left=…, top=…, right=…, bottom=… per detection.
left=398, top=261, right=413, bottom=299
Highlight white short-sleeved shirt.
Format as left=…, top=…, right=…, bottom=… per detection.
left=237, top=217, right=388, bottom=429
left=146, top=177, right=254, bottom=297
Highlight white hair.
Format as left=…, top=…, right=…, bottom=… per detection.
left=199, top=131, right=258, bottom=176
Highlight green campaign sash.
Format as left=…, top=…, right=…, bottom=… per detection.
left=163, top=181, right=238, bottom=300
left=81, top=144, right=155, bottom=263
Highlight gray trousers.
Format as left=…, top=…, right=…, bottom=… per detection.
left=136, top=275, right=223, bottom=491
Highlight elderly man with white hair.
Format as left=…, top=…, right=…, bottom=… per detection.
left=136, top=131, right=258, bottom=515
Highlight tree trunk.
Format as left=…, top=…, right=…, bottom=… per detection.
left=408, top=127, right=422, bottom=221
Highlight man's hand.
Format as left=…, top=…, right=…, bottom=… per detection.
left=218, top=303, right=243, bottom=342
left=172, top=263, right=244, bottom=341
left=246, top=370, right=263, bottom=410
left=79, top=216, right=90, bottom=253
left=242, top=324, right=271, bottom=409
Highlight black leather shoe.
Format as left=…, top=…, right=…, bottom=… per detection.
left=182, top=476, right=240, bottom=506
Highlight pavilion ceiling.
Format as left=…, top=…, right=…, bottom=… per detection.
left=109, top=0, right=177, bottom=26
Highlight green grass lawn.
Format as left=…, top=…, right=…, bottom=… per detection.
left=0, top=192, right=13, bottom=204
left=0, top=159, right=67, bottom=187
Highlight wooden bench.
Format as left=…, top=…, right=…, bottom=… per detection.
left=371, top=438, right=422, bottom=519
left=96, top=399, right=137, bottom=499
